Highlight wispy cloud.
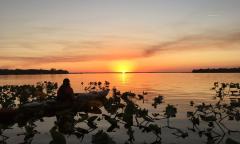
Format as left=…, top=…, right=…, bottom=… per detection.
left=143, top=31, right=240, bottom=56
left=0, top=53, right=143, bottom=66
left=1, top=31, right=240, bottom=68
left=57, top=40, right=104, bottom=51
left=0, top=39, right=104, bottom=53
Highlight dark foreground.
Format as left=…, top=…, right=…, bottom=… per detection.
left=0, top=81, right=240, bottom=144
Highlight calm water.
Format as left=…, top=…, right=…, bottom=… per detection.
left=1, top=73, right=239, bottom=104
left=1, top=73, right=240, bottom=144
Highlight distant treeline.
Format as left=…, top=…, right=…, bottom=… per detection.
left=192, top=67, right=240, bottom=73
left=0, top=69, right=69, bottom=75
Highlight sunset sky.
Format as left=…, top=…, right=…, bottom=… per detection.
left=0, top=0, right=240, bottom=72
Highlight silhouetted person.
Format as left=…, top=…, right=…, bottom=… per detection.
left=57, top=78, right=74, bottom=102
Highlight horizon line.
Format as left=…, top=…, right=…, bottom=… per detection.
left=70, top=71, right=191, bottom=74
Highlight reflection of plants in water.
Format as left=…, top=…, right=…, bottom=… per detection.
left=187, top=100, right=240, bottom=144
left=0, top=123, right=13, bottom=144
left=17, top=121, right=39, bottom=144
left=92, top=130, right=115, bottom=144
left=164, top=104, right=177, bottom=127
left=186, top=82, right=240, bottom=144
left=50, top=125, right=67, bottom=144
left=0, top=81, right=239, bottom=144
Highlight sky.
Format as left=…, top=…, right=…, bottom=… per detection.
left=0, top=0, right=240, bottom=72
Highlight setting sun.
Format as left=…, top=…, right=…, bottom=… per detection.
left=1, top=1, right=240, bottom=144
left=111, top=61, right=135, bottom=73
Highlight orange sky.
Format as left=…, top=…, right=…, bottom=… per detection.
left=0, top=0, right=240, bottom=72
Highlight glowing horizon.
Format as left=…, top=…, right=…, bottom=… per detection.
left=1, top=0, right=240, bottom=73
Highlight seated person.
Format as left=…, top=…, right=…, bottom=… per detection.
left=57, top=78, right=74, bottom=102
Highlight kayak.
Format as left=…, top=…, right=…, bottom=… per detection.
left=0, top=89, right=109, bottom=124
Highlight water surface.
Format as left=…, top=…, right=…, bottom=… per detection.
left=1, top=73, right=240, bottom=144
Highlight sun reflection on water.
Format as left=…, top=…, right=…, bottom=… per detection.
left=120, top=72, right=127, bottom=84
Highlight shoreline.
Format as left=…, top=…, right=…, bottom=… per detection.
left=1, top=72, right=240, bottom=75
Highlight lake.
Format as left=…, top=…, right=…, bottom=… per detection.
left=0, top=73, right=240, bottom=144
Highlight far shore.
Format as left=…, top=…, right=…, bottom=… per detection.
left=2, top=72, right=240, bottom=75
left=1, top=67, right=240, bottom=75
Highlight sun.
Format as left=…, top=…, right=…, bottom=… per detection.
left=117, top=65, right=128, bottom=73
left=112, top=61, right=134, bottom=73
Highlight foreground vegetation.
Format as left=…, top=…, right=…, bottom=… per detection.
left=0, top=81, right=239, bottom=144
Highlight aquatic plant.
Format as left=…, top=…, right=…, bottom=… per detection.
left=0, top=81, right=239, bottom=144
left=211, top=82, right=240, bottom=98
left=187, top=84, right=240, bottom=144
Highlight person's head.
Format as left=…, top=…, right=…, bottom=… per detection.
left=62, top=78, right=70, bottom=87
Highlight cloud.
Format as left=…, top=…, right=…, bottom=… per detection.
left=0, top=52, right=143, bottom=66
left=143, top=31, right=240, bottom=57
left=1, top=31, right=240, bottom=68
left=0, top=39, right=104, bottom=53
left=57, top=40, right=104, bottom=51
left=0, top=56, right=89, bottom=63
